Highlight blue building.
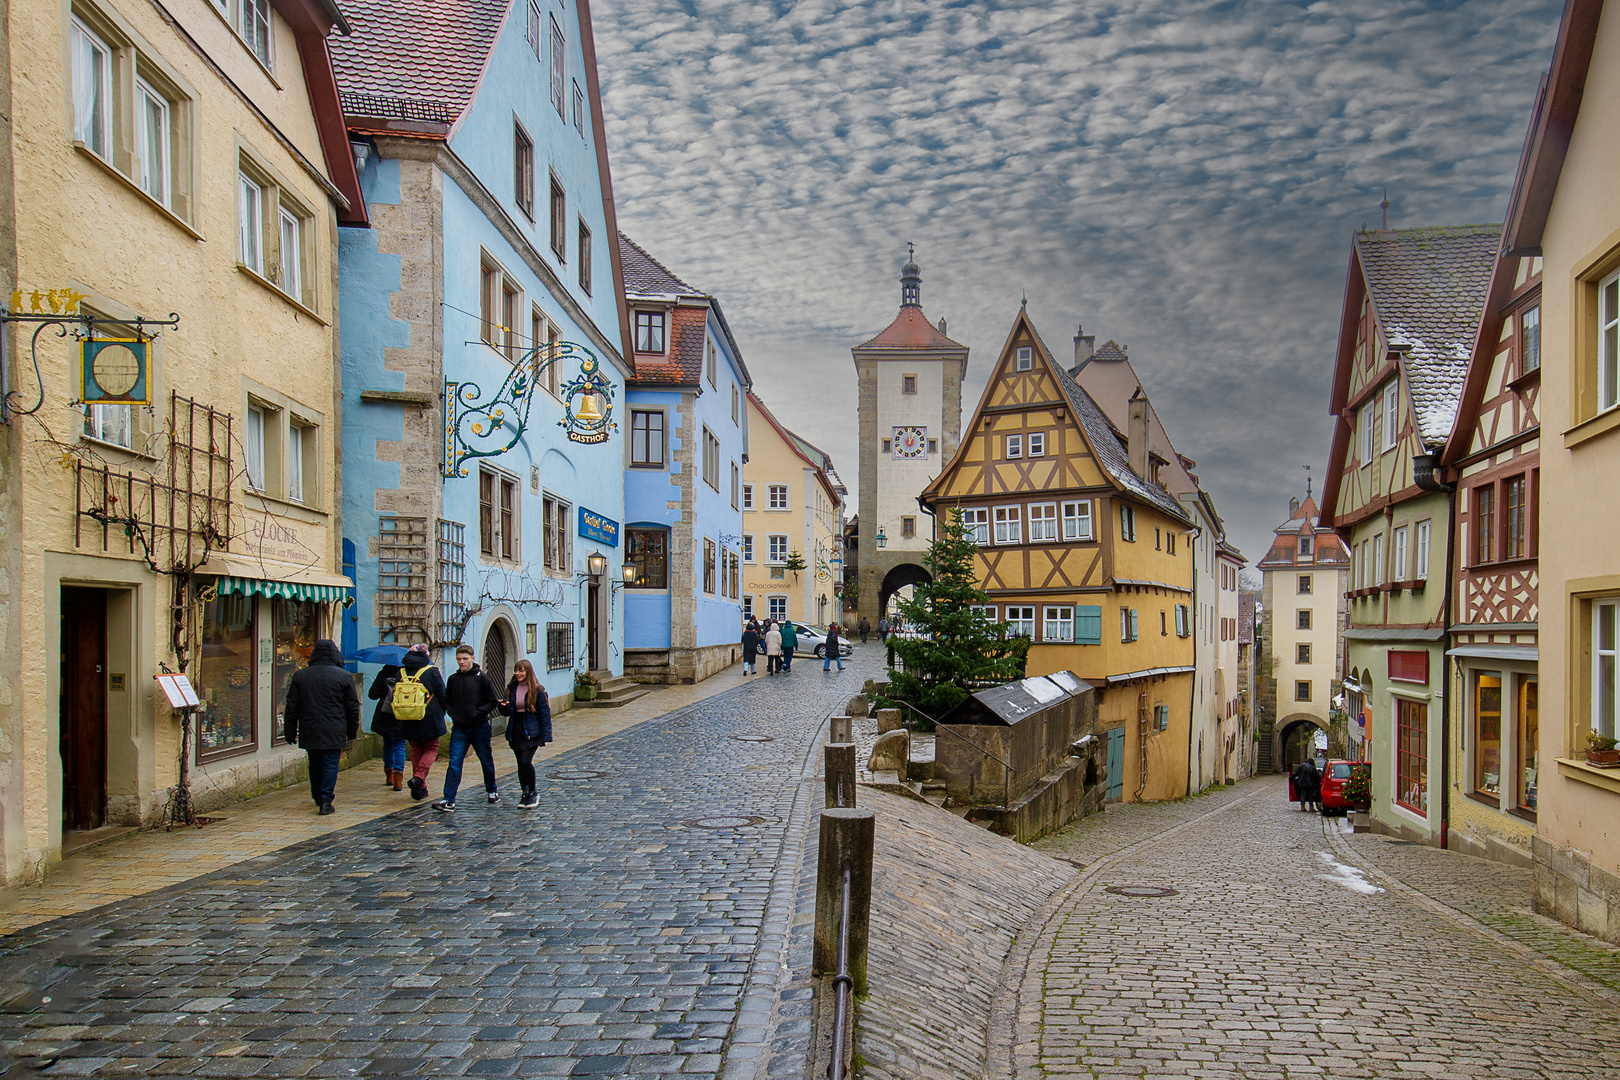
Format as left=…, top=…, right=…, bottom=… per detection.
left=331, top=0, right=632, bottom=704
left=617, top=236, right=752, bottom=683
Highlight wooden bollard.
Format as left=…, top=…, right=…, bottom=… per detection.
left=829, top=715, right=853, bottom=744
left=825, top=742, right=857, bottom=808
left=813, top=807, right=875, bottom=995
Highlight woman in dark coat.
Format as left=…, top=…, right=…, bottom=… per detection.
left=399, top=644, right=448, bottom=801
left=501, top=659, right=551, bottom=810
left=283, top=639, right=361, bottom=814
left=741, top=622, right=760, bottom=676
left=368, top=665, right=408, bottom=791
left=1299, top=758, right=1322, bottom=813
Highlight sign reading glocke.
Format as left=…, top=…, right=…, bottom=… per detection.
left=578, top=507, right=619, bottom=546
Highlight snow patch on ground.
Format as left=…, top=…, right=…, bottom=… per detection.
left=1316, top=851, right=1384, bottom=895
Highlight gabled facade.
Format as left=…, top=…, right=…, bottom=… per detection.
left=334, top=0, right=630, bottom=704
left=617, top=234, right=750, bottom=684
left=741, top=394, right=844, bottom=629
left=921, top=309, right=1195, bottom=802
left=1497, top=0, right=1620, bottom=939
left=1216, top=540, right=1249, bottom=781
left=1321, top=225, right=1497, bottom=845
left=1071, top=330, right=1242, bottom=792
left=0, top=0, right=358, bottom=883
left=1256, top=495, right=1350, bottom=773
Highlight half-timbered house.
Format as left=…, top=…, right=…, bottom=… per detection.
left=1320, top=225, right=1497, bottom=846
left=1437, top=250, right=1542, bottom=867
left=920, top=308, right=1196, bottom=802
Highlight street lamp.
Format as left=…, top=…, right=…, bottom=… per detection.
left=587, top=551, right=607, bottom=577
left=622, top=561, right=638, bottom=585
left=875, top=526, right=887, bottom=549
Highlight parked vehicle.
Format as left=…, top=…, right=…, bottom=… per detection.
left=1319, top=760, right=1370, bottom=814
left=786, top=622, right=854, bottom=659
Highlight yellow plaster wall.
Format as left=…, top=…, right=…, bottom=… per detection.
left=741, top=396, right=839, bottom=626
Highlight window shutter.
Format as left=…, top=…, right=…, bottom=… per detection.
left=1076, top=605, right=1102, bottom=645
left=1129, top=609, right=1138, bottom=641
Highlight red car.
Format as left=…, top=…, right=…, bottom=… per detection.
left=1319, top=759, right=1370, bottom=814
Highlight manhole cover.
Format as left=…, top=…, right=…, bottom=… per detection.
left=546, top=769, right=605, bottom=781
left=1104, top=885, right=1180, bottom=898
left=734, top=735, right=774, bottom=743
left=686, top=815, right=766, bottom=829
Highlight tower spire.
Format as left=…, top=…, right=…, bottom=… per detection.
left=900, top=243, right=921, bottom=309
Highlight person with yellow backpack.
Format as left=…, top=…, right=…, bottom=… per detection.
left=394, top=644, right=448, bottom=801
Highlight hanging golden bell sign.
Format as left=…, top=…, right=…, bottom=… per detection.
left=574, top=391, right=603, bottom=422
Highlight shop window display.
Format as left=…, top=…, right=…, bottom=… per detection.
left=1473, top=671, right=1501, bottom=797
left=1518, top=676, right=1538, bottom=813
left=272, top=599, right=319, bottom=743
left=197, top=594, right=255, bottom=758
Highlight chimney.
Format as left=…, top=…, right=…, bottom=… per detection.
left=938, top=317, right=948, bottom=336
left=1073, top=324, right=1095, bottom=369
left=1290, top=497, right=1301, bottom=516
left=1128, top=385, right=1150, bottom=481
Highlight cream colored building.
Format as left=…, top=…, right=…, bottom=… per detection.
left=1499, top=0, right=1620, bottom=940
left=741, top=393, right=845, bottom=630
left=0, top=0, right=362, bottom=883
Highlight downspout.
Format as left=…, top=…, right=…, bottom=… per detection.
left=1415, top=451, right=1455, bottom=849
left=1186, top=522, right=1203, bottom=796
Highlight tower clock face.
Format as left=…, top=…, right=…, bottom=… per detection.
left=892, top=426, right=927, bottom=459
left=91, top=343, right=142, bottom=398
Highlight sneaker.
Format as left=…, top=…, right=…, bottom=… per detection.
left=319, top=803, right=334, bottom=816
left=408, top=777, right=427, bottom=800
left=488, top=791, right=500, bottom=804
left=431, top=800, right=456, bottom=813
left=519, top=791, right=539, bottom=809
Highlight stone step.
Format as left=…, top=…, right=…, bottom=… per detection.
left=574, top=684, right=654, bottom=709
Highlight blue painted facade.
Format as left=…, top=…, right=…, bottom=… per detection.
left=336, top=0, right=629, bottom=702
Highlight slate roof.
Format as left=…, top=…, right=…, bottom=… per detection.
left=1092, top=340, right=1128, bottom=362
left=619, top=234, right=698, bottom=299
left=330, top=0, right=510, bottom=126
left=855, top=307, right=966, bottom=352
left=1238, top=592, right=1256, bottom=645
left=1355, top=225, right=1500, bottom=448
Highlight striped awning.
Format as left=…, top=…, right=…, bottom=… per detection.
left=197, top=555, right=353, bottom=605
left=215, top=576, right=349, bottom=604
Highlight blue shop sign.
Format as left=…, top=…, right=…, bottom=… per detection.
left=578, top=507, right=619, bottom=546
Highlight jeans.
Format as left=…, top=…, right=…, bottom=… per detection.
left=780, top=651, right=792, bottom=673
left=443, top=722, right=497, bottom=803
left=767, top=654, right=780, bottom=674
left=408, top=738, right=440, bottom=781
left=824, top=649, right=843, bottom=671
left=307, top=748, right=341, bottom=806
left=382, top=737, right=408, bottom=772
left=514, top=744, right=539, bottom=794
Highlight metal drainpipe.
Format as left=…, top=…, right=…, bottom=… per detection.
left=1439, top=481, right=1458, bottom=851
left=1186, top=524, right=1203, bottom=796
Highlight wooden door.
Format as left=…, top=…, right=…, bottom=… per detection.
left=60, top=587, right=108, bottom=832
left=587, top=582, right=601, bottom=671
left=1106, top=727, right=1124, bottom=800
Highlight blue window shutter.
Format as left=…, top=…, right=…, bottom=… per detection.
left=1077, top=605, right=1102, bottom=645
left=1129, top=609, right=1138, bottom=641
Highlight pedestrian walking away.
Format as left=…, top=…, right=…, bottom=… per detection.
left=367, top=664, right=408, bottom=791
left=823, top=621, right=844, bottom=671
left=395, top=644, right=447, bottom=801
left=765, top=620, right=783, bottom=675
left=878, top=615, right=889, bottom=642
left=858, top=616, right=870, bottom=644
left=500, top=659, right=551, bottom=810
left=779, top=620, right=797, bottom=673
left=1299, top=757, right=1322, bottom=813
left=433, top=644, right=502, bottom=813
left=281, top=638, right=360, bottom=815
left=741, top=621, right=760, bottom=675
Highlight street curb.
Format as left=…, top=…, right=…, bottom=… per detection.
left=984, top=783, right=1264, bottom=1080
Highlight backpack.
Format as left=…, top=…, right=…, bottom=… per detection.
left=392, top=665, right=435, bottom=722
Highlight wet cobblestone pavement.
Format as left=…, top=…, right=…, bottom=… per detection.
left=0, top=654, right=878, bottom=1079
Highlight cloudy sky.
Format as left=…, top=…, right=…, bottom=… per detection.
left=592, top=0, right=1561, bottom=566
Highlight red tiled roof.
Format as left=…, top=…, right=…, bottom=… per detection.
left=632, top=306, right=706, bottom=384
left=856, top=307, right=965, bottom=352
left=330, top=0, right=510, bottom=127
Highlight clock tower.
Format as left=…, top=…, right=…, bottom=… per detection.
left=852, top=250, right=968, bottom=622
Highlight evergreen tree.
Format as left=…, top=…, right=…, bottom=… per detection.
left=883, top=510, right=1030, bottom=722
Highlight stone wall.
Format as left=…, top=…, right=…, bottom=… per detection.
left=1533, top=834, right=1620, bottom=944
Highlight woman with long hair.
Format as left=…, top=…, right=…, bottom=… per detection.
left=500, top=658, right=551, bottom=810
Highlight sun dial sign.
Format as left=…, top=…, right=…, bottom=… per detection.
left=443, top=339, right=619, bottom=477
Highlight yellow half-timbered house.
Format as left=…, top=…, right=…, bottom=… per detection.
left=921, top=309, right=1196, bottom=802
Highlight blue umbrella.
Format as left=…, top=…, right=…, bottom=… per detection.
left=352, top=644, right=411, bottom=666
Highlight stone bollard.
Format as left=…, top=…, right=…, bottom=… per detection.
left=813, top=806, right=875, bottom=995
left=868, top=729, right=908, bottom=774
left=876, top=708, right=903, bottom=734
left=825, top=743, right=857, bottom=808
left=845, top=694, right=869, bottom=719
left=829, top=715, right=853, bottom=744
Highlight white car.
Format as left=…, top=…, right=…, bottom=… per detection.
left=786, top=622, right=854, bottom=658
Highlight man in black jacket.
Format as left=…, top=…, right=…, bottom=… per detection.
left=433, top=644, right=502, bottom=813
left=283, top=639, right=361, bottom=815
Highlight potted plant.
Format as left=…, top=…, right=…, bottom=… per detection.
left=574, top=668, right=599, bottom=702
left=1587, top=733, right=1620, bottom=767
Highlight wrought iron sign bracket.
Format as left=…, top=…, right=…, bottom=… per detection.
left=443, top=339, right=618, bottom=477
left=1, top=305, right=179, bottom=422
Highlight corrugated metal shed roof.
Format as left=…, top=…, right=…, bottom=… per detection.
left=939, top=672, right=1093, bottom=726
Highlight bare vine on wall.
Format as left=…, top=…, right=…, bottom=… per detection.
left=435, top=564, right=568, bottom=648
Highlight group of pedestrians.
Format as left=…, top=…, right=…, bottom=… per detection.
left=740, top=618, right=797, bottom=675
left=280, top=637, right=554, bottom=815
left=1290, top=757, right=1322, bottom=813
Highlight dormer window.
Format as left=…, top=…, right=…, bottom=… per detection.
left=1298, top=534, right=1314, bottom=562
left=635, top=310, right=665, bottom=353
left=1016, top=346, right=1033, bottom=371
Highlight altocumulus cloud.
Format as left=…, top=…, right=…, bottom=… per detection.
left=592, top=0, right=1559, bottom=562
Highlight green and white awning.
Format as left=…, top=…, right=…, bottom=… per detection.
left=198, top=556, right=353, bottom=605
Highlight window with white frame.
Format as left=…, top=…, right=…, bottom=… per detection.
left=1602, top=269, right=1620, bottom=414
left=1416, top=519, right=1432, bottom=579
left=245, top=404, right=266, bottom=491
left=1595, top=599, right=1619, bottom=741
left=1392, top=525, right=1409, bottom=580
left=768, top=485, right=788, bottom=510
left=238, top=0, right=272, bottom=67
left=136, top=79, right=170, bottom=207
left=960, top=508, right=989, bottom=545
left=287, top=420, right=315, bottom=504
left=768, top=595, right=787, bottom=621
left=71, top=18, right=112, bottom=158
left=1061, top=500, right=1093, bottom=541
left=1028, top=502, right=1057, bottom=541
left=1005, top=434, right=1022, bottom=459
left=969, top=604, right=996, bottom=622
left=238, top=172, right=264, bottom=273
left=1027, top=432, right=1045, bottom=457
left=1043, top=606, right=1074, bottom=642
left=1361, top=400, right=1377, bottom=462
left=742, top=534, right=754, bottom=563
left=1120, top=504, right=1136, bottom=542
left=1015, top=346, right=1033, bottom=371
left=742, top=594, right=754, bottom=619
left=278, top=207, right=303, bottom=303
left=768, top=534, right=788, bottom=563
left=1521, top=305, right=1541, bottom=374
left=1005, top=606, right=1035, bottom=638
left=741, top=483, right=753, bottom=510
left=1382, top=381, right=1398, bottom=450
left=993, top=505, right=1021, bottom=544
left=240, top=158, right=313, bottom=305
left=1372, top=532, right=1385, bottom=585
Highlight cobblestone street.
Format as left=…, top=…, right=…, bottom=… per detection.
left=0, top=653, right=876, bottom=1080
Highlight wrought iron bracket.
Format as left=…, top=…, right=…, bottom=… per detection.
left=1, top=308, right=179, bottom=421
left=443, top=339, right=615, bottom=477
